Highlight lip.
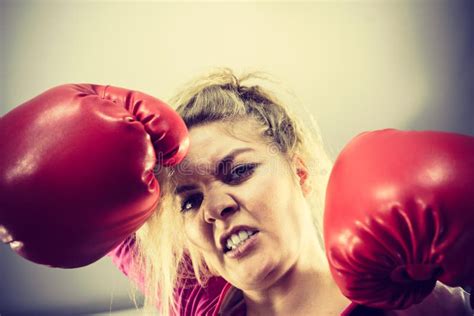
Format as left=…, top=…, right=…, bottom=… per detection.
left=225, top=232, right=259, bottom=259
left=219, top=225, right=259, bottom=252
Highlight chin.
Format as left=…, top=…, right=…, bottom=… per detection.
left=228, top=257, right=281, bottom=291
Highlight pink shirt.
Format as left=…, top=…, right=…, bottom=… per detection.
left=108, top=236, right=473, bottom=316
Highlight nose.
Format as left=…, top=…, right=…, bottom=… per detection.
left=203, top=189, right=238, bottom=224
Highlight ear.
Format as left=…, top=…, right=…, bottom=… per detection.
left=292, top=155, right=311, bottom=197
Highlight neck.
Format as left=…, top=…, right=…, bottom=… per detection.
left=242, top=231, right=351, bottom=316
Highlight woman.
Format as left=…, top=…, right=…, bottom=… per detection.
left=109, top=68, right=472, bottom=315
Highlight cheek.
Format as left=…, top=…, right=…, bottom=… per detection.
left=247, top=167, right=294, bottom=220
left=248, top=165, right=302, bottom=236
left=184, top=215, right=214, bottom=251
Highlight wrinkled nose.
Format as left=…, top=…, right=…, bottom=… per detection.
left=203, top=189, right=238, bottom=224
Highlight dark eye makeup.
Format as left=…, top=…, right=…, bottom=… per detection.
left=180, top=192, right=204, bottom=213
left=179, top=163, right=260, bottom=213
left=223, top=163, right=258, bottom=184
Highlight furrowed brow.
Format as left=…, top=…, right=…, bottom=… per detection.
left=175, top=184, right=198, bottom=195
left=174, top=147, right=255, bottom=194
left=216, top=148, right=255, bottom=174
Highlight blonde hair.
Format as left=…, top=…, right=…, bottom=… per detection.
left=129, top=68, right=333, bottom=315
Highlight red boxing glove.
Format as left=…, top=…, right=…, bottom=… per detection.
left=0, top=84, right=189, bottom=268
left=324, top=129, right=474, bottom=309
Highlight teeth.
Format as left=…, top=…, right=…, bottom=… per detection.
left=225, top=230, right=256, bottom=252
left=231, top=234, right=240, bottom=244
left=226, top=239, right=233, bottom=250
left=238, top=230, right=249, bottom=240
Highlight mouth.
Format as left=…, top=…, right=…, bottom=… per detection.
left=220, top=226, right=259, bottom=254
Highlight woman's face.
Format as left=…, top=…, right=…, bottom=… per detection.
left=173, top=121, right=311, bottom=291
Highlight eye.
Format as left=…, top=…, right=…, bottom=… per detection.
left=225, top=163, right=258, bottom=184
left=180, top=193, right=203, bottom=213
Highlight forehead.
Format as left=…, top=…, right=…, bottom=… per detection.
left=170, top=122, right=269, bottom=180
left=185, top=121, right=267, bottom=164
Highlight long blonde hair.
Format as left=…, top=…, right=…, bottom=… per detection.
left=129, top=68, right=333, bottom=315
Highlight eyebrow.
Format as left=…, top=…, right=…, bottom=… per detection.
left=175, top=147, right=255, bottom=195
left=175, top=184, right=198, bottom=195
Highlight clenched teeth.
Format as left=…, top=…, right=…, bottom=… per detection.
left=225, top=230, right=256, bottom=252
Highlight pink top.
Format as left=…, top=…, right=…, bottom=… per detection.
left=108, top=236, right=473, bottom=316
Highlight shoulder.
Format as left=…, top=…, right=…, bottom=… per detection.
left=108, top=237, right=230, bottom=314
left=175, top=276, right=230, bottom=315
left=107, top=234, right=138, bottom=277
left=387, top=282, right=473, bottom=316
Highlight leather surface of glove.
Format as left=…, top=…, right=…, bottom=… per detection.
left=0, top=84, right=189, bottom=268
left=324, top=129, right=474, bottom=309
